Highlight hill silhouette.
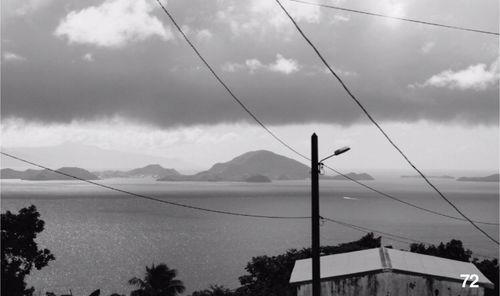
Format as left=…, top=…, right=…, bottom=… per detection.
left=326, top=172, right=374, bottom=181
left=158, top=150, right=309, bottom=182
left=0, top=167, right=99, bottom=180
left=95, top=164, right=180, bottom=179
left=457, top=174, right=499, bottom=182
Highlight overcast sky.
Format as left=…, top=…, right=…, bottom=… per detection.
left=1, top=0, right=499, bottom=172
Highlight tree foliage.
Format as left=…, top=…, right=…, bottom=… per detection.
left=409, top=239, right=472, bottom=261
left=1, top=205, right=55, bottom=296
left=410, top=239, right=499, bottom=296
left=235, top=233, right=381, bottom=296
left=190, top=285, right=235, bottom=296
left=129, top=263, right=185, bottom=296
left=473, top=258, right=499, bottom=296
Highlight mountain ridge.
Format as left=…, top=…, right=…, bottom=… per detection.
left=158, top=150, right=310, bottom=182
left=1, top=167, right=99, bottom=181
left=457, top=174, right=499, bottom=182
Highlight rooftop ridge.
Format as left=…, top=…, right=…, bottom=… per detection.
left=379, top=246, right=392, bottom=270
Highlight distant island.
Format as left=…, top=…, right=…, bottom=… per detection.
left=245, top=174, right=272, bottom=183
left=94, top=164, right=180, bottom=179
left=158, top=150, right=309, bottom=182
left=401, top=175, right=454, bottom=179
left=2, top=150, right=376, bottom=183
left=323, top=172, right=374, bottom=181
left=1, top=167, right=99, bottom=181
left=457, top=174, right=499, bottom=182
left=1, top=168, right=40, bottom=179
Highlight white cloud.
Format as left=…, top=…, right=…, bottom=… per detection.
left=245, top=59, right=264, bottom=73
left=3, top=51, right=27, bottom=62
left=411, top=58, right=499, bottom=90
left=196, top=29, right=213, bottom=42
left=268, top=54, right=300, bottom=74
left=1, top=118, right=241, bottom=164
left=377, top=0, right=407, bottom=18
left=256, top=0, right=321, bottom=29
left=216, top=0, right=320, bottom=36
left=55, top=0, right=173, bottom=48
left=313, top=65, right=357, bottom=77
left=374, top=0, right=407, bottom=27
left=222, top=54, right=300, bottom=75
left=330, top=14, right=350, bottom=24
left=82, top=53, right=94, bottom=62
left=421, top=41, right=435, bottom=54
left=181, top=24, right=192, bottom=35
left=221, top=62, right=243, bottom=72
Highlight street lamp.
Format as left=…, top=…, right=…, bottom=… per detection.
left=319, top=146, right=351, bottom=164
left=311, top=134, right=350, bottom=296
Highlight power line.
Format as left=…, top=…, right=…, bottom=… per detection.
left=274, top=0, right=499, bottom=245
left=0, top=152, right=308, bottom=220
left=2, top=151, right=495, bottom=260
left=0, top=0, right=495, bottom=260
left=289, top=0, right=499, bottom=36
left=320, top=216, right=496, bottom=259
left=322, top=216, right=434, bottom=245
left=152, top=0, right=498, bottom=228
left=154, top=0, right=308, bottom=162
left=321, top=163, right=499, bottom=226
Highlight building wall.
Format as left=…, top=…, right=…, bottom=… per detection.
left=296, top=272, right=485, bottom=296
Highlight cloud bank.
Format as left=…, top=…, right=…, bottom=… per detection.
left=2, top=0, right=499, bottom=128
left=413, top=58, right=499, bottom=90
left=222, top=54, right=300, bottom=75
left=55, top=0, right=173, bottom=48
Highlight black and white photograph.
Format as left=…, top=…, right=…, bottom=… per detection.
left=1, top=0, right=499, bottom=295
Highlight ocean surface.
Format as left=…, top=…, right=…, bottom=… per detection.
left=1, top=176, right=499, bottom=295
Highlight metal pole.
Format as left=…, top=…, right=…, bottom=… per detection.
left=311, top=133, right=320, bottom=296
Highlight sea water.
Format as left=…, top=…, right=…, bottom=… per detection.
left=1, top=177, right=498, bottom=295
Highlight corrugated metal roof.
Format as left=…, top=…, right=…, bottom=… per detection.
left=386, top=248, right=492, bottom=287
left=289, top=248, right=383, bottom=284
left=289, top=247, right=493, bottom=288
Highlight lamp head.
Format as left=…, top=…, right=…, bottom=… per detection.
left=334, top=146, right=350, bottom=156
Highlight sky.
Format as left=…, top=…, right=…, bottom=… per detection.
left=1, top=0, right=499, bottom=172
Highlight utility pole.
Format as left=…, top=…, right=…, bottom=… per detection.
left=311, top=133, right=320, bottom=296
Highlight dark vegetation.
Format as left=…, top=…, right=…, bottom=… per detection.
left=327, top=172, right=374, bottom=181
left=1, top=205, right=55, bottom=296
left=410, top=240, right=499, bottom=296
left=129, top=264, right=185, bottom=296
left=245, top=175, right=272, bottom=183
left=1, top=206, right=498, bottom=296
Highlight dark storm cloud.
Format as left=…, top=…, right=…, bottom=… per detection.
left=1, top=0, right=499, bottom=127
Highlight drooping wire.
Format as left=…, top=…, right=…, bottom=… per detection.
left=152, top=0, right=498, bottom=227
left=0, top=152, right=308, bottom=219
left=274, top=0, right=499, bottom=245
left=321, top=216, right=431, bottom=244
left=321, top=163, right=499, bottom=226
left=289, top=0, right=499, bottom=36
left=153, top=0, right=308, bottom=162
left=320, top=216, right=496, bottom=259
left=1, top=151, right=495, bottom=259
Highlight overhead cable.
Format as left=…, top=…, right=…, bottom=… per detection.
left=321, top=216, right=496, bottom=259
left=153, top=0, right=498, bottom=227
left=289, top=0, right=499, bottom=36
left=274, top=0, right=499, bottom=245
left=2, top=152, right=495, bottom=259
left=321, top=163, right=499, bottom=226
left=0, top=152, right=308, bottom=220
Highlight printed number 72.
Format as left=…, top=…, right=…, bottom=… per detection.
left=460, top=274, right=479, bottom=288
